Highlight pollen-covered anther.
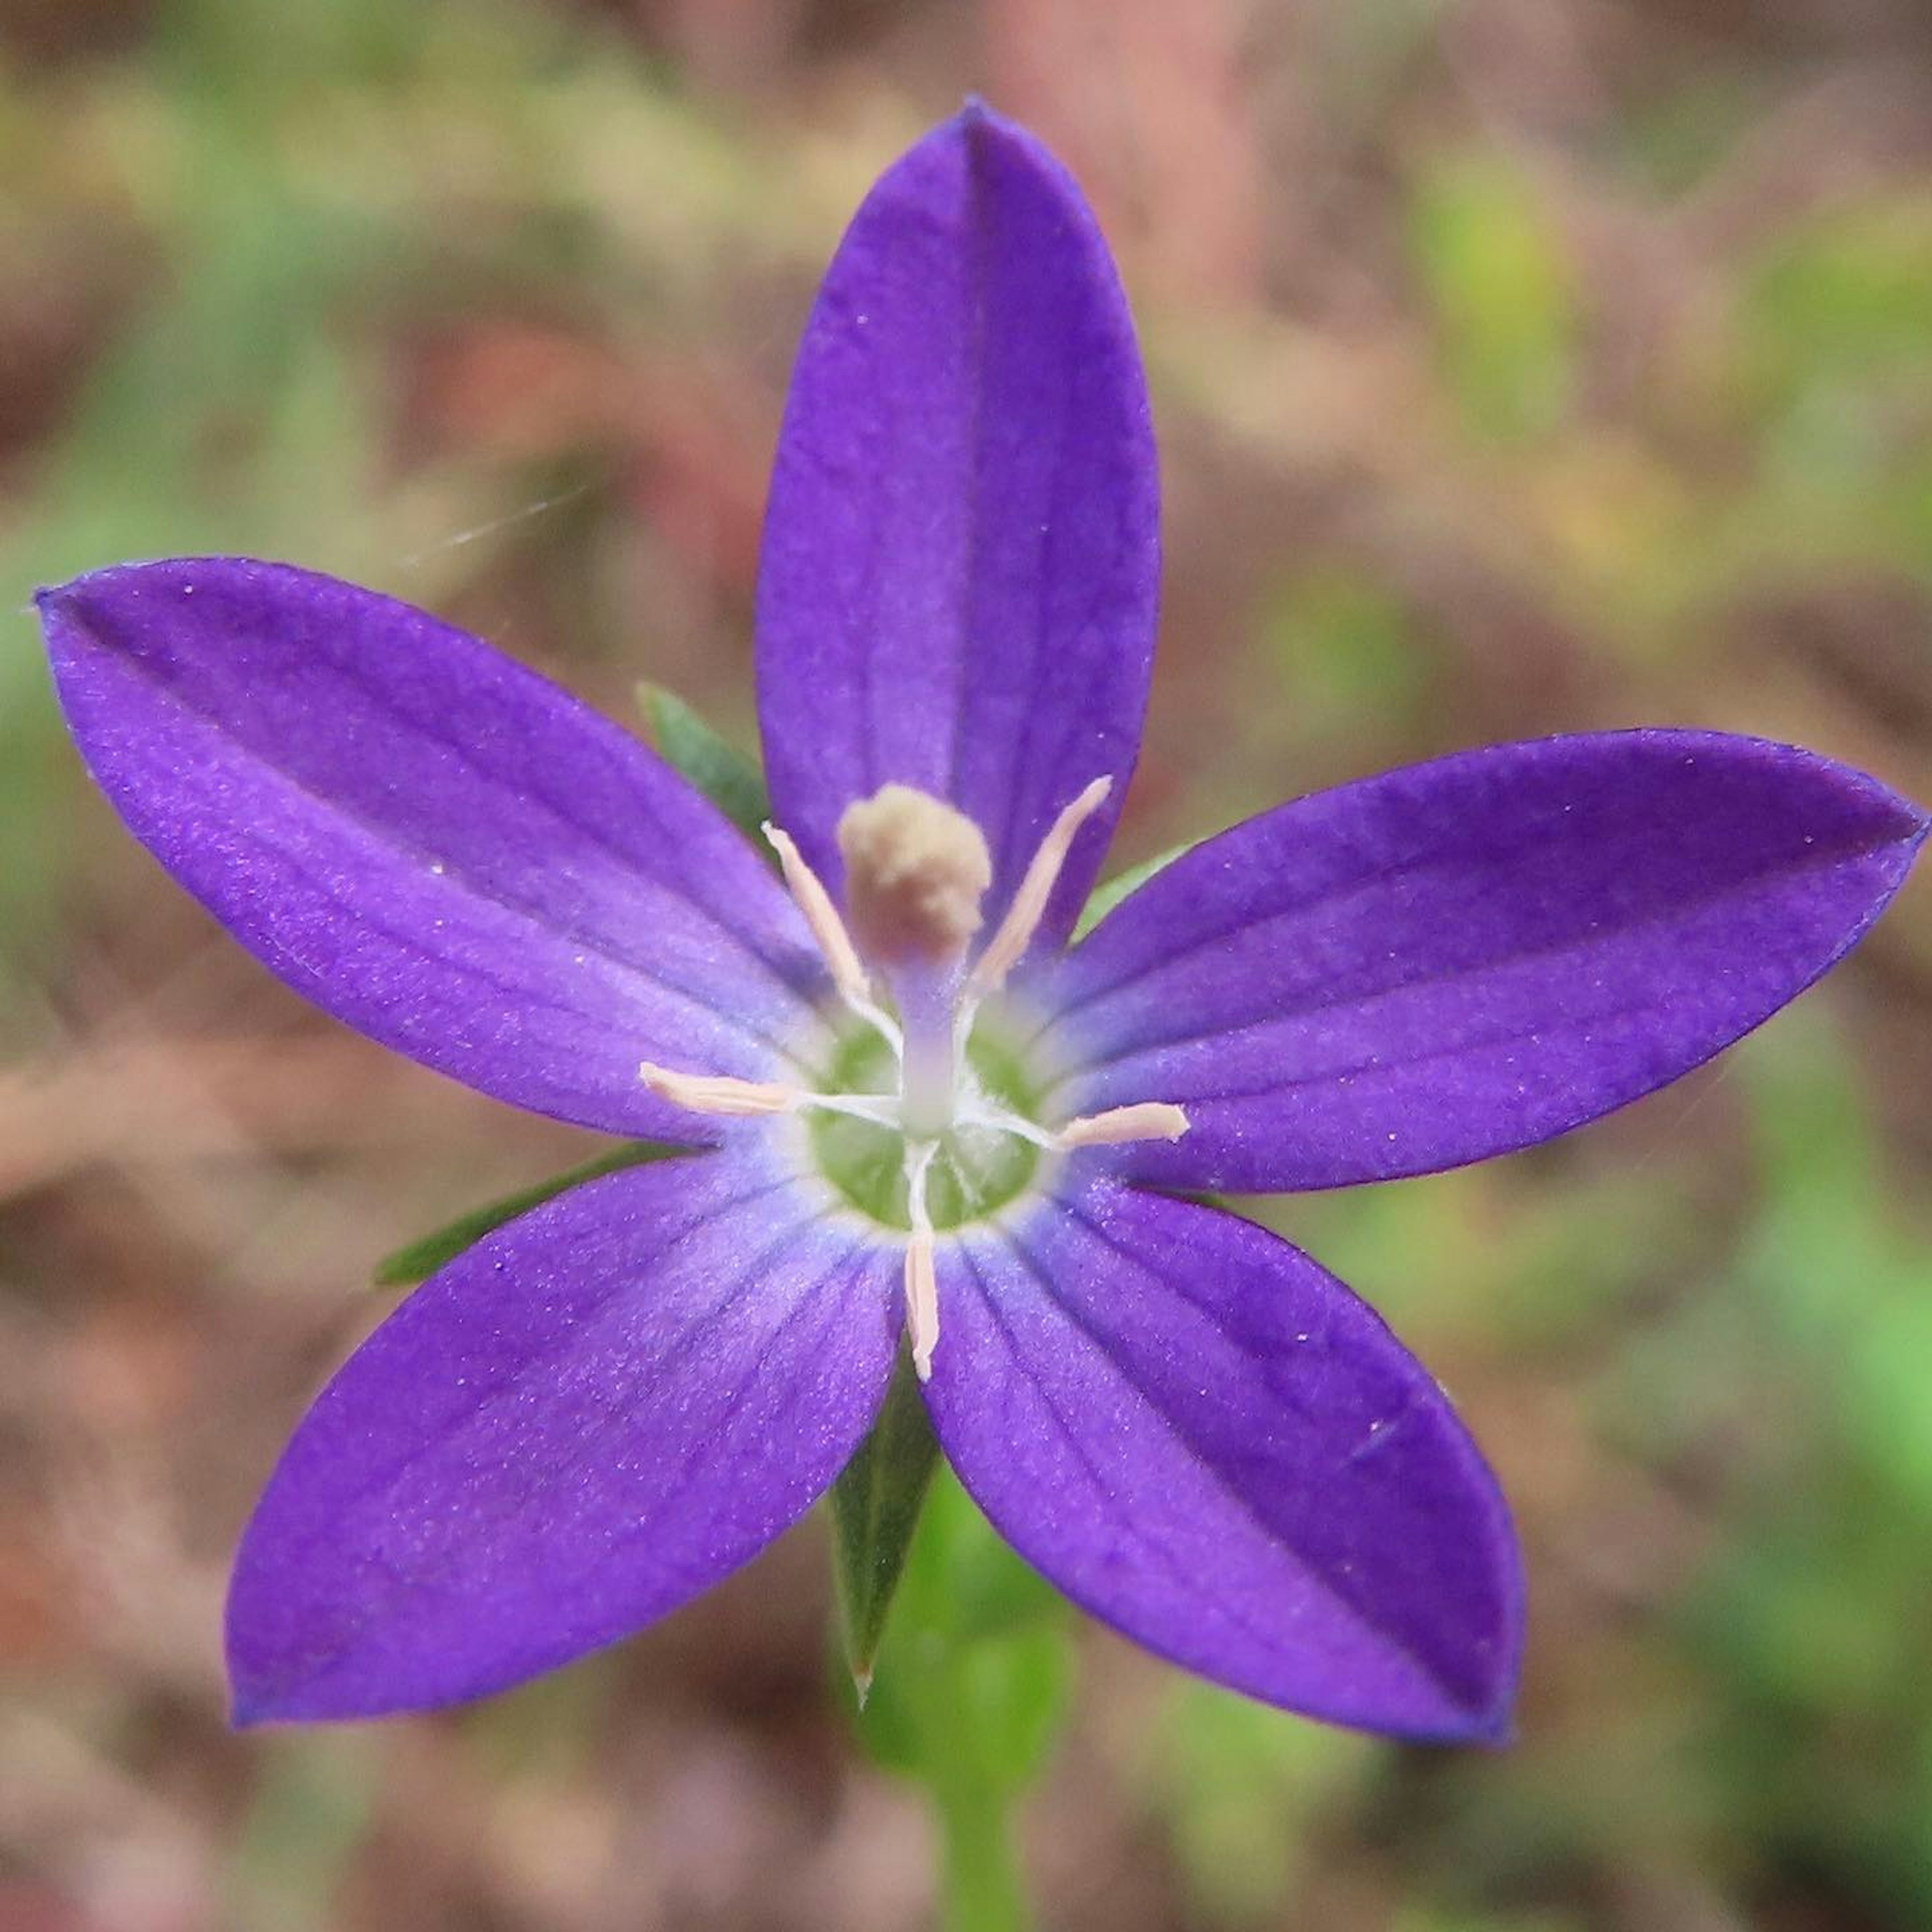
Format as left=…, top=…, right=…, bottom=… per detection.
left=1057, top=1102, right=1190, bottom=1148
left=836, top=784, right=992, bottom=967
left=638, top=1063, right=800, bottom=1116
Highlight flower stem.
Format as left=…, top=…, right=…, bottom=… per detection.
left=935, top=1779, right=1031, bottom=1932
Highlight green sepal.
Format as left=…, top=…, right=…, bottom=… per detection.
left=829, top=1349, right=943, bottom=1696
left=1074, top=839, right=1195, bottom=940
left=637, top=682, right=770, bottom=838
left=848, top=1465, right=1070, bottom=1775
left=371, top=1142, right=688, bottom=1287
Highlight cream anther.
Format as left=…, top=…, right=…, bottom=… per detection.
left=836, top=785, right=992, bottom=967
left=639, top=1063, right=903, bottom=1130
left=904, top=1140, right=940, bottom=1381
left=969, top=776, right=1111, bottom=998
left=639, top=1064, right=799, bottom=1116
left=1057, top=1102, right=1191, bottom=1148
left=762, top=822, right=873, bottom=1011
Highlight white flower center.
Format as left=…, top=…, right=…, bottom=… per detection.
left=639, top=778, right=1185, bottom=1379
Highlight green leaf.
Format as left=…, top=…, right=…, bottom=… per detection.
left=638, top=683, right=770, bottom=837
left=829, top=1351, right=943, bottom=1696
left=1074, top=841, right=1195, bottom=940
left=371, top=1142, right=688, bottom=1286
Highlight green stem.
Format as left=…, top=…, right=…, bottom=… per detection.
left=936, top=1779, right=1031, bottom=1932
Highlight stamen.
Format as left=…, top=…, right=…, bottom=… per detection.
left=904, top=1139, right=940, bottom=1381
left=957, top=1096, right=1191, bottom=1150
left=968, top=776, right=1112, bottom=999
left=803, top=1092, right=903, bottom=1129
left=763, top=823, right=872, bottom=1005
left=954, top=1100, right=1059, bottom=1149
left=639, top=1064, right=799, bottom=1116
left=1056, top=1102, right=1191, bottom=1147
left=639, top=1063, right=903, bottom=1130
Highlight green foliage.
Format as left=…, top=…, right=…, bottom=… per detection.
left=1392, top=1913, right=1586, bottom=1932
left=371, top=1143, right=688, bottom=1285
left=1738, top=200, right=1932, bottom=414
left=1606, top=1023, right=1932, bottom=1922
left=1410, top=154, right=1578, bottom=442
left=1074, top=842, right=1194, bottom=939
left=1730, top=197, right=1932, bottom=573
left=638, top=683, right=771, bottom=838
left=1149, top=1685, right=1377, bottom=1925
left=223, top=1737, right=378, bottom=1932
left=1258, top=566, right=1425, bottom=751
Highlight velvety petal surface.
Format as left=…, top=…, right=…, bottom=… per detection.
left=755, top=103, right=1158, bottom=951
left=1030, top=732, right=1926, bottom=1191
left=227, top=1151, right=899, bottom=1723
left=42, top=559, right=826, bottom=1140
left=924, top=1183, right=1521, bottom=1740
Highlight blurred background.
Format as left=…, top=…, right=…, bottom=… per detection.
left=4, top=1, right=1932, bottom=1927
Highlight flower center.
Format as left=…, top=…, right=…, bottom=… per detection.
left=805, top=1013, right=1044, bottom=1233
left=638, top=778, right=1187, bottom=1379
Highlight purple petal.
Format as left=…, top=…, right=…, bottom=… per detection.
left=227, top=1150, right=898, bottom=1722
left=1032, top=732, right=1926, bottom=1191
left=924, top=1183, right=1521, bottom=1740
left=755, top=103, right=1158, bottom=952
left=40, top=559, right=826, bottom=1140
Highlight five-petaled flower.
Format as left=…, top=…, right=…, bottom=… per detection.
left=36, top=104, right=1925, bottom=1743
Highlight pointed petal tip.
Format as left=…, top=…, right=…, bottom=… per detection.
left=1336, top=1647, right=1518, bottom=1748
left=226, top=1664, right=393, bottom=1729
left=932, top=96, right=1069, bottom=189
left=32, top=574, right=97, bottom=635
left=37, top=557, right=186, bottom=609
left=947, top=93, right=1003, bottom=139
left=225, top=1645, right=304, bottom=1730
left=1474, top=1707, right=1519, bottom=1751
left=227, top=1683, right=276, bottom=1731
left=1416, top=1666, right=1520, bottom=1750
left=36, top=558, right=258, bottom=658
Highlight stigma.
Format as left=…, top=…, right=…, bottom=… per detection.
left=836, top=785, right=991, bottom=966
left=638, top=777, right=1188, bottom=1381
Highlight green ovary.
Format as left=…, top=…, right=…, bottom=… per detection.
left=807, top=1020, right=1043, bottom=1231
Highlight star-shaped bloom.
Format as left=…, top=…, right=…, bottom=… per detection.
left=37, top=106, right=1924, bottom=1744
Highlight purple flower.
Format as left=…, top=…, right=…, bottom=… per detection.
left=36, top=105, right=1924, bottom=1744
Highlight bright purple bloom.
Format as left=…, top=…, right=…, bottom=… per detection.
left=37, top=106, right=1924, bottom=1743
